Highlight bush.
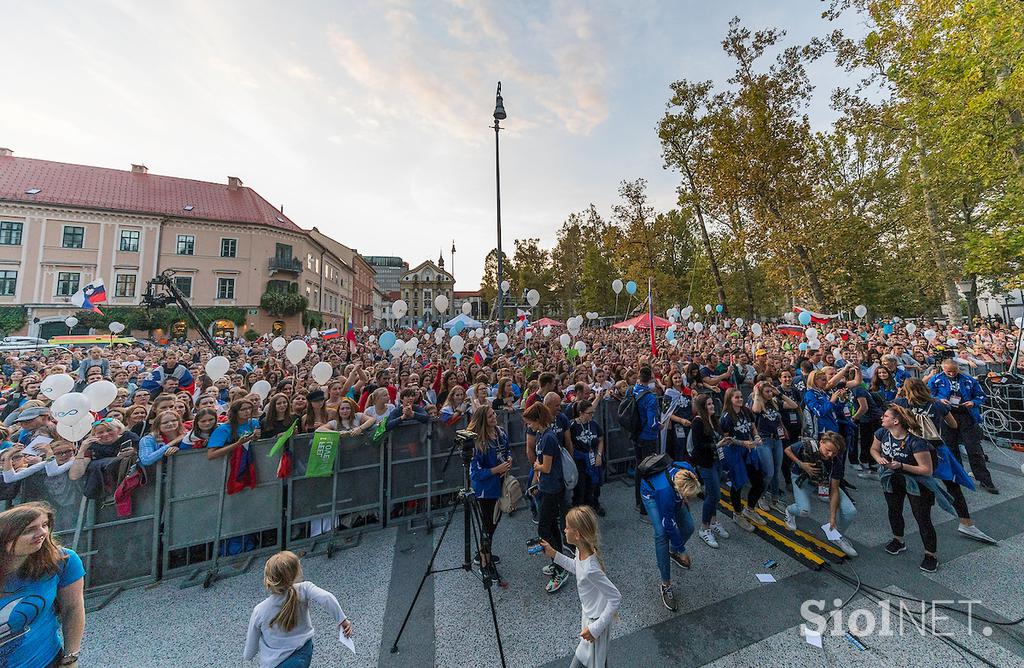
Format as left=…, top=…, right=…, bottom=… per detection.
left=260, top=291, right=308, bottom=317
left=0, top=307, right=27, bottom=335
left=243, top=329, right=259, bottom=342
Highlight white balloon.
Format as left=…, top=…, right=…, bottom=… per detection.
left=108, top=321, right=125, bottom=334
left=311, top=361, right=333, bottom=384
left=806, top=327, right=818, bottom=340
left=434, top=294, right=450, bottom=312
left=946, top=338, right=958, bottom=347
left=57, top=415, right=93, bottom=442
left=251, top=380, right=272, bottom=400
left=905, top=323, right=917, bottom=335
left=751, top=323, right=763, bottom=336
left=450, top=334, right=465, bottom=354
left=406, top=337, right=420, bottom=355
left=710, top=325, right=718, bottom=334
left=668, top=323, right=677, bottom=332
left=483, top=336, right=491, bottom=346
left=461, top=301, right=472, bottom=316
left=83, top=380, right=117, bottom=411
left=559, top=333, right=571, bottom=348
left=64, top=316, right=79, bottom=328
left=389, top=341, right=405, bottom=357
left=392, top=299, right=408, bottom=318
left=496, top=332, right=509, bottom=349
left=687, top=322, right=695, bottom=330
left=574, top=341, right=587, bottom=356
left=924, top=329, right=937, bottom=341
left=627, top=325, right=636, bottom=334
left=693, top=322, right=704, bottom=333
left=434, top=329, right=445, bottom=343
left=205, top=355, right=230, bottom=381
left=825, top=333, right=836, bottom=342
left=854, top=304, right=868, bottom=318
left=500, top=280, right=511, bottom=294
left=705, top=304, right=712, bottom=313
left=285, top=339, right=309, bottom=364
left=526, top=289, right=540, bottom=306
left=52, top=392, right=91, bottom=424
left=272, top=337, right=286, bottom=351
left=40, top=374, right=75, bottom=400
left=808, top=340, right=821, bottom=350
left=735, top=318, right=744, bottom=327
left=612, top=279, right=623, bottom=294
left=363, top=325, right=369, bottom=332
left=309, top=328, right=319, bottom=339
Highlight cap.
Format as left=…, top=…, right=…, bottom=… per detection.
left=16, top=406, right=51, bottom=422
left=308, top=389, right=326, bottom=403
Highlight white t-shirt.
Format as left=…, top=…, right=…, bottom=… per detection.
left=363, top=404, right=394, bottom=425
left=243, top=581, right=346, bottom=668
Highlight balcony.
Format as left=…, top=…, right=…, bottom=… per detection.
left=268, top=256, right=302, bottom=275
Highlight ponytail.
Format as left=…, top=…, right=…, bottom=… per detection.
left=264, top=551, right=303, bottom=632
left=272, top=585, right=301, bottom=632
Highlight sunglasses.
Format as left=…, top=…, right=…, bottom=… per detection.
left=92, top=417, right=115, bottom=427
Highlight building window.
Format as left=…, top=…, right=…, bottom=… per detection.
left=276, top=244, right=293, bottom=260
left=0, top=222, right=23, bottom=246
left=0, top=270, right=16, bottom=296
left=62, top=226, right=85, bottom=249
left=119, top=229, right=140, bottom=252
left=56, top=272, right=80, bottom=296
left=176, top=235, right=195, bottom=255
left=114, top=274, right=136, bottom=297
left=173, top=276, right=192, bottom=298
left=220, top=238, right=237, bottom=258
left=217, top=278, right=235, bottom=300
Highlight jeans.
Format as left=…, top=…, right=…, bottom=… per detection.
left=634, top=439, right=658, bottom=512
left=537, top=490, right=567, bottom=575
left=640, top=495, right=695, bottom=582
left=788, top=475, right=857, bottom=533
left=698, top=463, right=722, bottom=525
left=759, top=438, right=784, bottom=496
left=276, top=639, right=313, bottom=668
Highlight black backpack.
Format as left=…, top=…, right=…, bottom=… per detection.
left=618, top=389, right=651, bottom=436
left=637, top=453, right=672, bottom=479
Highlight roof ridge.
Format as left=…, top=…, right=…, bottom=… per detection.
left=3, top=155, right=244, bottom=190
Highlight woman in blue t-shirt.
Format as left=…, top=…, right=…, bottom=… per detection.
left=719, top=389, right=767, bottom=533
left=569, top=400, right=604, bottom=514
left=0, top=502, right=85, bottom=668
left=524, top=402, right=569, bottom=594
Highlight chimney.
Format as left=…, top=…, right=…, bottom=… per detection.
left=0, top=148, right=12, bottom=157
left=131, top=163, right=148, bottom=174
left=227, top=176, right=243, bottom=190
left=279, top=204, right=284, bottom=214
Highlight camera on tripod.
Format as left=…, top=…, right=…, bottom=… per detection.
left=454, top=429, right=477, bottom=462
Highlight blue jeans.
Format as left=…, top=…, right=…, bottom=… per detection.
left=759, top=438, right=784, bottom=496
left=276, top=639, right=313, bottom=668
left=787, top=475, right=857, bottom=533
left=641, top=495, right=695, bottom=582
left=698, top=463, right=721, bottom=525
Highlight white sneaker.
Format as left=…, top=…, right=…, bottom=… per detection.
left=832, top=536, right=858, bottom=558
left=710, top=522, right=730, bottom=539
left=958, top=524, right=997, bottom=544
left=784, top=507, right=797, bottom=531
left=699, top=528, right=719, bottom=548
left=757, top=497, right=771, bottom=512
left=743, top=508, right=767, bottom=527
left=734, top=513, right=755, bottom=533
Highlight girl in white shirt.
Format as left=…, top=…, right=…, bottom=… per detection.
left=244, top=551, right=353, bottom=668
left=539, top=506, right=621, bottom=667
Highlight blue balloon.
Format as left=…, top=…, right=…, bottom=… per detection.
left=715, top=304, right=724, bottom=313
left=883, top=324, right=893, bottom=335
left=666, top=329, right=675, bottom=342
left=427, top=325, right=433, bottom=333
left=798, top=311, right=812, bottom=326
left=379, top=331, right=397, bottom=350
left=450, top=321, right=465, bottom=335
left=625, top=281, right=637, bottom=295
left=799, top=342, right=808, bottom=351
left=417, top=320, right=423, bottom=328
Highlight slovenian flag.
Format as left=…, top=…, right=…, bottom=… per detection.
left=473, top=349, right=485, bottom=366
left=321, top=328, right=340, bottom=340
left=72, top=279, right=107, bottom=314
left=778, top=324, right=806, bottom=338
left=792, top=306, right=841, bottom=324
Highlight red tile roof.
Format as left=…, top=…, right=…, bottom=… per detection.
left=0, top=155, right=304, bottom=233
left=453, top=290, right=481, bottom=298
left=386, top=290, right=401, bottom=300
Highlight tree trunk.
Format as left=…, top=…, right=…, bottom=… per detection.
left=793, top=243, right=828, bottom=309
left=683, top=163, right=728, bottom=309
left=916, top=134, right=963, bottom=324
left=728, top=200, right=755, bottom=321
left=786, top=265, right=798, bottom=311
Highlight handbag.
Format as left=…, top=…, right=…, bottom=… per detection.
left=496, top=473, right=523, bottom=518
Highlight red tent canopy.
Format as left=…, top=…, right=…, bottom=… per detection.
left=611, top=313, right=672, bottom=330
left=534, top=317, right=563, bottom=327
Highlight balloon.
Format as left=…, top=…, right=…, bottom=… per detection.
left=883, top=324, right=893, bottom=336
left=612, top=279, right=623, bottom=294
left=905, top=323, right=917, bottom=335
left=52, top=392, right=91, bottom=424
left=205, top=356, right=230, bottom=381
left=799, top=342, right=808, bottom=351
left=379, top=331, right=397, bottom=350
left=389, top=341, right=404, bottom=357
left=625, top=281, right=637, bottom=295
left=627, top=325, right=635, bottom=334
left=924, top=329, right=937, bottom=341
left=574, top=341, right=587, bottom=356
left=109, top=321, right=125, bottom=334
left=450, top=320, right=465, bottom=335
left=825, top=333, right=836, bottom=342
left=40, top=373, right=75, bottom=400
left=285, top=339, right=309, bottom=365
left=527, top=289, right=540, bottom=306
left=450, top=335, right=465, bottom=354
left=681, top=310, right=691, bottom=320
left=496, top=332, right=509, bottom=349
left=309, top=328, right=319, bottom=339
left=854, top=304, right=868, bottom=318
left=405, top=337, right=419, bottom=356
left=808, top=340, right=821, bottom=350
left=64, top=316, right=79, bottom=328
left=668, top=323, right=678, bottom=332
left=251, top=380, right=272, bottom=400
left=542, top=326, right=552, bottom=337
left=946, top=338, right=958, bottom=347
left=363, top=325, right=369, bottom=332
left=892, top=316, right=901, bottom=322
left=435, top=294, right=449, bottom=312
left=83, top=380, right=117, bottom=411
left=525, top=329, right=534, bottom=340
left=710, top=325, right=718, bottom=334
left=797, top=311, right=812, bottom=326
left=461, top=301, right=472, bottom=315
left=735, top=318, right=744, bottom=327
left=806, top=327, right=818, bottom=340
left=392, top=299, right=408, bottom=318
left=57, top=415, right=93, bottom=442
left=715, top=304, right=723, bottom=313
left=705, top=304, right=712, bottom=313
left=272, top=337, right=286, bottom=351
left=666, top=329, right=675, bottom=342
left=500, top=280, right=511, bottom=294
left=311, top=361, right=333, bottom=384
left=559, top=333, right=571, bottom=348
left=751, top=323, right=763, bottom=337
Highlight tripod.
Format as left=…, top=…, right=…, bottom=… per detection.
left=389, top=432, right=508, bottom=667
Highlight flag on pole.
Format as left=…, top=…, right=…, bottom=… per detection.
left=473, top=348, right=485, bottom=366
left=71, top=279, right=107, bottom=314
left=647, top=278, right=657, bottom=356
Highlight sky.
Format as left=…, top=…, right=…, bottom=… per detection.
left=1, top=0, right=863, bottom=290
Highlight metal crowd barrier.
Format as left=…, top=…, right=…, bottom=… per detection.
left=385, top=418, right=466, bottom=528
left=597, top=398, right=635, bottom=476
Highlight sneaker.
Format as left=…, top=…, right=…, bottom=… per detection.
left=661, top=584, right=678, bottom=612
left=531, top=514, right=539, bottom=525
left=919, top=554, right=938, bottom=572
left=546, top=569, right=569, bottom=593
left=710, top=522, right=730, bottom=539
left=979, top=483, right=1000, bottom=495
left=743, top=508, right=767, bottom=527
left=473, top=554, right=501, bottom=566
left=734, top=513, right=755, bottom=533
left=784, top=507, right=797, bottom=531
left=958, top=524, right=997, bottom=544
left=699, top=528, right=719, bottom=548
left=772, top=497, right=789, bottom=515
left=542, top=563, right=556, bottom=576
left=856, top=466, right=877, bottom=479
left=832, top=536, right=858, bottom=558
left=670, top=552, right=691, bottom=569
left=757, top=497, right=771, bottom=512
left=884, top=538, right=907, bottom=555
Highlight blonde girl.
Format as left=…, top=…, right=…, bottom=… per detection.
left=538, top=506, right=621, bottom=667
left=244, top=551, right=353, bottom=668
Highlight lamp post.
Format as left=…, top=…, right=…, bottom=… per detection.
left=955, top=277, right=977, bottom=325
left=492, top=82, right=506, bottom=330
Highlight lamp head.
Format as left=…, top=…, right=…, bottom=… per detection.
left=493, top=82, right=507, bottom=121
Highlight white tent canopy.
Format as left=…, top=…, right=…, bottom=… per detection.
left=443, top=313, right=482, bottom=329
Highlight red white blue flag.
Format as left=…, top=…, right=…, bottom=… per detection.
left=71, top=279, right=107, bottom=314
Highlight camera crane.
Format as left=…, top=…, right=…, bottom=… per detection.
left=141, top=269, right=222, bottom=355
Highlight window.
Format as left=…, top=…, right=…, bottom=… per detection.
left=266, top=280, right=296, bottom=293
left=56, top=272, right=80, bottom=296
left=0, top=270, right=16, bottom=296
left=307, top=254, right=313, bottom=269
left=0, top=222, right=23, bottom=245
left=217, top=277, right=235, bottom=299
left=173, top=276, right=192, bottom=298
left=220, top=238, right=237, bottom=258
left=62, top=226, right=85, bottom=248
left=114, top=274, right=136, bottom=297
left=119, top=229, right=140, bottom=252
left=275, top=244, right=292, bottom=260
left=176, top=235, right=195, bottom=255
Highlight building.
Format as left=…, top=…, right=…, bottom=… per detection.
left=452, top=290, right=488, bottom=321
left=363, top=255, right=407, bottom=294
left=0, top=150, right=351, bottom=339
left=372, top=285, right=385, bottom=329
left=307, top=227, right=357, bottom=329
left=397, top=255, right=454, bottom=328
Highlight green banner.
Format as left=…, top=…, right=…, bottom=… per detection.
left=268, top=419, right=298, bottom=457
left=306, top=431, right=339, bottom=478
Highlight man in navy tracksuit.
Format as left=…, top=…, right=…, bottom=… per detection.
left=633, top=366, right=660, bottom=515
left=928, top=359, right=996, bottom=493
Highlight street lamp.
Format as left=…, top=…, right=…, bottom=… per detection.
left=955, top=278, right=977, bottom=324
left=492, top=82, right=506, bottom=330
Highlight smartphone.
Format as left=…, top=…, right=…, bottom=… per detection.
left=526, top=537, right=544, bottom=555
left=527, top=484, right=539, bottom=497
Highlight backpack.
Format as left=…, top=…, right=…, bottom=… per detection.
left=497, top=474, right=523, bottom=517
left=618, top=389, right=651, bottom=436
left=560, top=446, right=578, bottom=490
left=637, top=453, right=676, bottom=492
left=914, top=410, right=942, bottom=442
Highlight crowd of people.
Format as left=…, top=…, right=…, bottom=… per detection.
left=0, top=312, right=1019, bottom=667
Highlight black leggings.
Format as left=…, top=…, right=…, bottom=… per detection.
left=537, top=490, right=567, bottom=574
left=730, top=463, right=765, bottom=513
left=857, top=419, right=881, bottom=467
left=477, top=498, right=500, bottom=545
left=943, top=480, right=970, bottom=520
left=884, top=474, right=937, bottom=553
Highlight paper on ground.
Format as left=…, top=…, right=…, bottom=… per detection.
left=804, top=630, right=823, bottom=648
left=339, top=626, right=355, bottom=655
left=821, top=523, right=842, bottom=541
left=755, top=573, right=776, bottom=583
